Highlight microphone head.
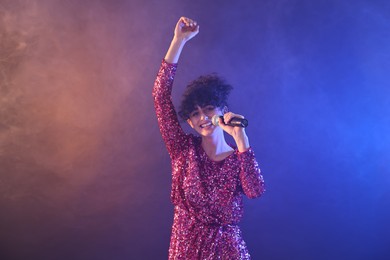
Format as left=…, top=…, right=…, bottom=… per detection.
left=211, top=115, right=221, bottom=126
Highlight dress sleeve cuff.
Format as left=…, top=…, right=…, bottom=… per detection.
left=236, top=147, right=254, bottom=158
left=162, top=59, right=178, bottom=67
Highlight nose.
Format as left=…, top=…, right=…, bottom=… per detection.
left=200, top=112, right=208, bottom=120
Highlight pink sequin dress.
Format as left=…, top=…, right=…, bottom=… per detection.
left=153, top=60, right=265, bottom=260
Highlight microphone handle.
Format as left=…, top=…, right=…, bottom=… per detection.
left=219, top=116, right=248, bottom=128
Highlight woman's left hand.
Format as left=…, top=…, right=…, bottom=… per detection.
left=218, top=112, right=250, bottom=152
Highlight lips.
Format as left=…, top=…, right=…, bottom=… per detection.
left=200, top=122, right=212, bottom=128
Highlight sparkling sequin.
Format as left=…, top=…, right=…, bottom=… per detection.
left=153, top=60, right=265, bottom=259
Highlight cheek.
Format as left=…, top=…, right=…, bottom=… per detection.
left=187, top=119, right=195, bottom=128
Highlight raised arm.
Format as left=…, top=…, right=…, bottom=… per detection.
left=165, top=17, right=199, bottom=63
left=152, top=17, right=199, bottom=159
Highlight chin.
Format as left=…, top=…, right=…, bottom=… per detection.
left=196, top=128, right=211, bottom=135
left=198, top=127, right=219, bottom=137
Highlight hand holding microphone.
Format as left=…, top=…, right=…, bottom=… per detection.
left=211, top=114, right=248, bottom=128
left=212, top=112, right=250, bottom=152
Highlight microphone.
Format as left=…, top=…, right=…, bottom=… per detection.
left=211, top=115, right=248, bottom=128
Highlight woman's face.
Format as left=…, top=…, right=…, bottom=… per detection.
left=186, top=105, right=223, bottom=136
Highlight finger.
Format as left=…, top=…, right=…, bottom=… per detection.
left=176, top=19, right=185, bottom=31
left=180, top=17, right=193, bottom=26
left=178, top=17, right=186, bottom=25
left=185, top=17, right=197, bottom=26
left=218, top=118, right=235, bottom=136
left=192, top=24, right=200, bottom=33
left=223, top=113, right=245, bottom=126
left=223, top=112, right=234, bottom=124
left=224, top=112, right=244, bottom=121
left=218, top=117, right=229, bottom=129
left=184, top=25, right=199, bottom=34
left=181, top=17, right=198, bottom=30
left=227, top=111, right=244, bottom=118
left=232, top=114, right=245, bottom=119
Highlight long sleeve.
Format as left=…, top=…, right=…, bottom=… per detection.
left=152, top=59, right=188, bottom=160
left=237, top=148, right=265, bottom=199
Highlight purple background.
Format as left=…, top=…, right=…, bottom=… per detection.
left=1, top=0, right=389, bottom=259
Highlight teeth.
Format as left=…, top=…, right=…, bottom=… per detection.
left=200, top=122, right=212, bottom=128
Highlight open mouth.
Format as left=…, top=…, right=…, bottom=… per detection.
left=200, top=122, right=212, bottom=128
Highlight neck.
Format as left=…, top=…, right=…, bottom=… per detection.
left=201, top=131, right=233, bottom=161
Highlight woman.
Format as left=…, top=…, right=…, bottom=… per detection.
left=153, top=17, right=265, bottom=259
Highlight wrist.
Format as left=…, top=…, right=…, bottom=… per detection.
left=172, top=36, right=187, bottom=46
left=164, top=38, right=186, bottom=64
left=234, top=132, right=250, bottom=152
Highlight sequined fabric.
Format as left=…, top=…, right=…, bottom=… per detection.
left=153, top=60, right=265, bottom=260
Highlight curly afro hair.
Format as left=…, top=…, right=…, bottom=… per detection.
left=178, top=74, right=233, bottom=121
